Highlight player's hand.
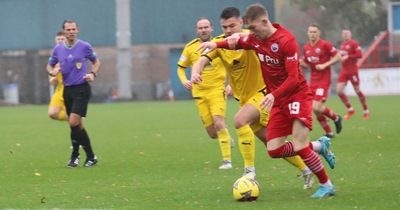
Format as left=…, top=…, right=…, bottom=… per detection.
left=196, top=41, right=217, bottom=54
left=83, top=73, right=95, bottom=82
left=49, top=76, right=58, bottom=86
left=182, top=80, right=192, bottom=90
left=226, top=33, right=240, bottom=49
left=191, top=72, right=202, bottom=84
left=225, top=84, right=232, bottom=96
left=48, top=66, right=60, bottom=76
left=260, top=93, right=274, bottom=112
left=315, top=64, right=326, bottom=71
left=341, top=55, right=349, bottom=61
left=299, top=59, right=309, bottom=69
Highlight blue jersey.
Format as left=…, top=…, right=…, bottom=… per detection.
left=48, top=39, right=97, bottom=86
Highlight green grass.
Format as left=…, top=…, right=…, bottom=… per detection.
left=1, top=96, right=399, bottom=209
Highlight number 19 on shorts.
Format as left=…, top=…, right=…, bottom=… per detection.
left=288, top=102, right=300, bottom=114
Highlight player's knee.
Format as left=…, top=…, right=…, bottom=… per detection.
left=213, top=120, right=226, bottom=131
left=233, top=118, right=246, bottom=129
left=48, top=112, right=58, bottom=120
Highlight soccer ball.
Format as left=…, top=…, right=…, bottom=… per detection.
left=232, top=176, right=260, bottom=201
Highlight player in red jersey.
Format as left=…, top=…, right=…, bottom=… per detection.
left=301, top=24, right=342, bottom=138
left=337, top=29, right=369, bottom=120
left=197, top=4, right=336, bottom=198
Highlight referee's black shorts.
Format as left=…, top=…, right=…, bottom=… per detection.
left=63, top=82, right=91, bottom=117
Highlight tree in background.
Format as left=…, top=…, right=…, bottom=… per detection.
left=290, top=0, right=387, bottom=46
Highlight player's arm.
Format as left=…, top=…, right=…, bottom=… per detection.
left=84, top=45, right=101, bottom=82
left=299, top=48, right=310, bottom=69
left=177, top=47, right=193, bottom=90
left=197, top=35, right=251, bottom=53
left=348, top=41, right=362, bottom=59
left=191, top=56, right=210, bottom=84
left=47, top=53, right=59, bottom=77
left=316, top=45, right=341, bottom=70
left=177, top=65, right=192, bottom=90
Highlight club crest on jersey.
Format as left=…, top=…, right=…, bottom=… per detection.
left=271, top=43, right=279, bottom=52
left=345, top=45, right=350, bottom=49
left=315, top=48, right=321, bottom=54
left=76, top=62, right=82, bottom=70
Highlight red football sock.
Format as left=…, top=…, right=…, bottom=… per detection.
left=297, top=146, right=328, bottom=184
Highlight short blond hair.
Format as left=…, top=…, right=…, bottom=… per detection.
left=243, top=3, right=269, bottom=21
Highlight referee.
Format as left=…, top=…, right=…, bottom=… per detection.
left=47, top=19, right=101, bottom=167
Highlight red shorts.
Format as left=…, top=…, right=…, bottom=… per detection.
left=337, top=72, right=360, bottom=86
left=310, top=83, right=330, bottom=102
left=266, top=91, right=313, bottom=141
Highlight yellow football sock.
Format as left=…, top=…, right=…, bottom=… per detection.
left=217, top=128, right=231, bottom=161
left=284, top=156, right=307, bottom=171
left=58, top=109, right=68, bottom=121
left=236, top=125, right=255, bottom=168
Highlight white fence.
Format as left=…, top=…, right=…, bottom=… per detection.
left=345, top=67, right=400, bottom=96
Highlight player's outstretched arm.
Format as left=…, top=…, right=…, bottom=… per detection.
left=191, top=56, right=209, bottom=84
left=196, top=41, right=217, bottom=54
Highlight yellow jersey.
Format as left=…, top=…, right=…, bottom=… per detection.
left=54, top=72, right=64, bottom=94
left=177, top=38, right=226, bottom=96
left=205, top=33, right=265, bottom=103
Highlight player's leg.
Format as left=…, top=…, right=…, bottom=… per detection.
left=291, top=121, right=335, bottom=198
left=310, top=136, right=335, bottom=169
left=234, top=104, right=259, bottom=175
left=351, top=74, right=369, bottom=119
left=250, top=102, right=313, bottom=189
left=48, top=92, right=68, bottom=121
left=63, top=88, right=80, bottom=167
left=337, top=74, right=355, bottom=120
left=314, top=100, right=342, bottom=135
left=209, top=91, right=233, bottom=169
left=69, top=84, right=97, bottom=167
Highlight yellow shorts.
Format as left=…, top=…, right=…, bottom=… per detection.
left=240, top=92, right=270, bottom=132
left=49, top=89, right=65, bottom=108
left=193, top=88, right=227, bottom=128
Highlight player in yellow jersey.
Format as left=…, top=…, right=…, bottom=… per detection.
left=192, top=7, right=314, bottom=189
left=177, top=17, right=233, bottom=170
left=48, top=31, right=68, bottom=121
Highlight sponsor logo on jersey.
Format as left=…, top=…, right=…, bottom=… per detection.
left=258, top=53, right=279, bottom=65
left=315, top=48, right=321, bottom=54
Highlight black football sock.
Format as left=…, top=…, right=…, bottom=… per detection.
left=80, top=128, right=95, bottom=159
left=70, top=126, right=81, bottom=158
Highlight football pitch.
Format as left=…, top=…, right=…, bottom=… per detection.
left=1, top=96, right=399, bottom=209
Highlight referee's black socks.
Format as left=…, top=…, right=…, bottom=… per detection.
left=70, top=126, right=95, bottom=159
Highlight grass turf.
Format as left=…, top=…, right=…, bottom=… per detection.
left=0, top=96, right=399, bottom=209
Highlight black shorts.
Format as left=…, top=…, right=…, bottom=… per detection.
left=63, top=83, right=91, bottom=117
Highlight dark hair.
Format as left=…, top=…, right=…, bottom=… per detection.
left=62, top=19, right=78, bottom=29
left=243, top=3, right=268, bottom=21
left=197, top=17, right=213, bottom=27
left=220, top=7, right=240, bottom=20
